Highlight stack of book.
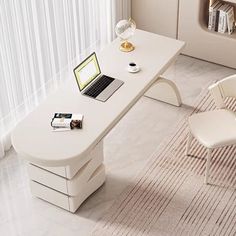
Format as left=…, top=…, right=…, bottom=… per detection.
left=51, top=113, right=84, bottom=131
left=208, top=0, right=235, bottom=34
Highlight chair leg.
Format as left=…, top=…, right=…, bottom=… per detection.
left=204, top=149, right=212, bottom=184
left=186, top=132, right=194, bottom=156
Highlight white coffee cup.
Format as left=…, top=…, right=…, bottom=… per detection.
left=127, top=62, right=140, bottom=73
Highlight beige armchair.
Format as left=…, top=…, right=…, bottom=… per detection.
left=186, top=74, right=236, bottom=184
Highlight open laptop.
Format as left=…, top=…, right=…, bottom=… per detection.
left=73, top=52, right=124, bottom=102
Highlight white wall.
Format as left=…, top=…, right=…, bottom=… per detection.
left=131, top=0, right=179, bottom=39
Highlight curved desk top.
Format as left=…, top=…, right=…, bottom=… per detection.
left=11, top=30, right=185, bottom=167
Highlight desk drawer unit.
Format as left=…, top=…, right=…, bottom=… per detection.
left=30, top=165, right=105, bottom=212
left=27, top=141, right=105, bottom=212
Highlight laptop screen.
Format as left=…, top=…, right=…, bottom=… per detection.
left=73, top=53, right=101, bottom=91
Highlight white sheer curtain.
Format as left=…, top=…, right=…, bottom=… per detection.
left=0, top=0, right=131, bottom=158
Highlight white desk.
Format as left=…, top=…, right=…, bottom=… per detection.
left=11, top=30, right=185, bottom=212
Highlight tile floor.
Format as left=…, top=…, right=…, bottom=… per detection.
left=0, top=55, right=235, bottom=236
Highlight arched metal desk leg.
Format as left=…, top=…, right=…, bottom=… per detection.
left=144, top=77, right=182, bottom=107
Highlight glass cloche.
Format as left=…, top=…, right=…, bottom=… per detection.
left=115, top=18, right=136, bottom=52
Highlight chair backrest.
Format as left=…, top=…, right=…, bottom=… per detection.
left=208, top=74, right=236, bottom=108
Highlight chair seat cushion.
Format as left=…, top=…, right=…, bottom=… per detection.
left=189, top=109, right=236, bottom=148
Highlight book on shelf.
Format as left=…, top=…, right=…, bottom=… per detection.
left=226, top=6, right=235, bottom=34
left=218, top=4, right=230, bottom=33
left=208, top=1, right=223, bottom=31
left=215, top=4, right=225, bottom=31
left=51, top=113, right=84, bottom=130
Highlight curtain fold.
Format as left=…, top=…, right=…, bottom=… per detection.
left=0, top=0, right=131, bottom=158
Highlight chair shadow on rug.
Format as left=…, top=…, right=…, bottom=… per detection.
left=187, top=154, right=205, bottom=160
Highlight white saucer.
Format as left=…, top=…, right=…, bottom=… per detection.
left=127, top=66, right=140, bottom=73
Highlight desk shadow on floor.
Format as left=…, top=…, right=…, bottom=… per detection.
left=75, top=173, right=135, bottom=218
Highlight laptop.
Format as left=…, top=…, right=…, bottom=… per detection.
left=73, top=52, right=124, bottom=102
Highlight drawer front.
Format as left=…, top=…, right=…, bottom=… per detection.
left=28, top=164, right=68, bottom=194
left=30, top=180, right=70, bottom=211
left=31, top=141, right=104, bottom=179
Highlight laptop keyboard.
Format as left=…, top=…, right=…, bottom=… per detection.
left=84, top=76, right=114, bottom=98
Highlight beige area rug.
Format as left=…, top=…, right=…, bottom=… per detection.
left=92, top=90, right=236, bottom=236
